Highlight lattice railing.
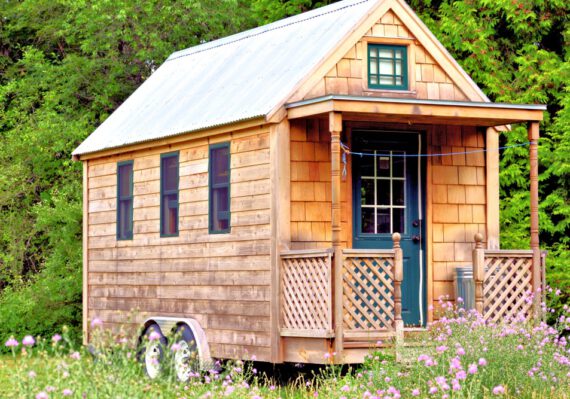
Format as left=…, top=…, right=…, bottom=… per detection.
left=482, top=251, right=533, bottom=322
left=280, top=249, right=333, bottom=337
left=342, top=249, right=397, bottom=335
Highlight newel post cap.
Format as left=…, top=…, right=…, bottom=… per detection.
left=474, top=233, right=484, bottom=249
left=392, top=232, right=401, bottom=249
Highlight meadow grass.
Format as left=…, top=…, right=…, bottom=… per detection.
left=1, top=298, right=569, bottom=398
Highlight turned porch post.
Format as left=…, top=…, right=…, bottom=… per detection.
left=472, top=233, right=485, bottom=316
left=392, top=233, right=404, bottom=345
left=330, top=111, right=344, bottom=356
left=528, top=122, right=541, bottom=317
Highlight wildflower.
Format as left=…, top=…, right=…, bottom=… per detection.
left=456, top=370, right=467, bottom=380
left=62, top=389, right=72, bottom=397
left=5, top=337, right=18, bottom=347
left=341, top=385, right=350, bottom=392
left=468, top=364, right=478, bottom=374
left=70, top=351, right=81, bottom=360
left=452, top=379, right=461, bottom=391
left=46, top=386, right=55, bottom=392
left=224, top=386, right=235, bottom=396
left=411, top=388, right=420, bottom=396
left=91, top=318, right=103, bottom=328
left=384, top=377, right=391, bottom=383
left=28, top=371, right=37, bottom=379
left=437, top=345, right=448, bottom=353
left=52, top=334, right=62, bottom=344
left=429, top=386, right=438, bottom=394
left=478, top=358, right=487, bottom=366
left=36, top=392, right=48, bottom=399
left=492, top=385, right=505, bottom=395
left=269, top=385, right=276, bottom=391
left=324, top=352, right=331, bottom=359
left=456, top=347, right=465, bottom=356
left=148, top=331, right=161, bottom=341
left=457, top=297, right=464, bottom=303
left=23, top=335, right=35, bottom=346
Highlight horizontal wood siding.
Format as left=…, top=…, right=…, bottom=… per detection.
left=429, top=125, right=486, bottom=312
left=86, top=126, right=272, bottom=361
left=290, top=119, right=350, bottom=249
left=303, top=10, right=469, bottom=101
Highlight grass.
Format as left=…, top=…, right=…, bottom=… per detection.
left=1, top=298, right=569, bottom=398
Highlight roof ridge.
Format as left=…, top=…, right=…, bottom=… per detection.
left=166, top=0, right=371, bottom=62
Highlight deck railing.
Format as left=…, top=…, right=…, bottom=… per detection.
left=472, top=234, right=544, bottom=322
left=279, top=249, right=334, bottom=338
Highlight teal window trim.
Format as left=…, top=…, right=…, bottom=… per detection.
left=209, top=142, right=231, bottom=234
left=116, top=160, right=134, bottom=240
left=368, top=44, right=408, bottom=90
left=160, top=151, right=179, bottom=237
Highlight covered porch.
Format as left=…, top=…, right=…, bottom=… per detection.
left=278, top=95, right=546, bottom=363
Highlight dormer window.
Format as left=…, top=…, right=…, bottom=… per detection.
left=368, top=44, right=407, bottom=90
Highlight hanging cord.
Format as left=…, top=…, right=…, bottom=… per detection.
left=339, top=141, right=534, bottom=158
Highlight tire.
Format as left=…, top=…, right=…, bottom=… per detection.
left=138, top=324, right=167, bottom=379
left=172, top=323, right=200, bottom=382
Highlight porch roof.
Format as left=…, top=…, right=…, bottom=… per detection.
left=285, top=95, right=546, bottom=127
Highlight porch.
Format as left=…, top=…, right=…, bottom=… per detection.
left=276, top=96, right=545, bottom=363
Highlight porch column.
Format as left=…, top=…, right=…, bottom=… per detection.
left=528, top=122, right=541, bottom=317
left=330, top=111, right=343, bottom=357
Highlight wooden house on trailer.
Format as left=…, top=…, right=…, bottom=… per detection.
left=73, top=0, right=546, bottom=375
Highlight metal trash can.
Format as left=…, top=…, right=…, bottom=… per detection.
left=455, top=267, right=475, bottom=310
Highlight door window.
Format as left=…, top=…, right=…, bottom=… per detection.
left=360, top=151, right=406, bottom=234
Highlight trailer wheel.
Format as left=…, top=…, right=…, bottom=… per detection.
left=172, top=323, right=199, bottom=382
left=139, top=324, right=167, bottom=379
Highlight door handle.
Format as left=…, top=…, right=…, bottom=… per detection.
left=412, top=234, right=421, bottom=243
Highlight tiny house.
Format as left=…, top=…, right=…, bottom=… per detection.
left=73, top=0, right=546, bottom=375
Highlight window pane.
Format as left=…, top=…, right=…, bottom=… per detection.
left=211, top=146, right=230, bottom=185
left=118, top=199, right=132, bottom=239
left=380, top=76, right=394, bottom=85
left=393, top=180, right=405, bottom=206
left=361, top=208, right=375, bottom=234
left=118, top=163, right=132, bottom=197
left=360, top=178, right=374, bottom=205
left=370, top=75, right=378, bottom=85
left=393, top=208, right=405, bottom=234
left=395, top=60, right=402, bottom=75
left=392, top=152, right=405, bottom=176
left=379, top=49, right=393, bottom=58
left=360, top=153, right=374, bottom=176
left=379, top=59, right=393, bottom=75
left=395, top=50, right=402, bottom=59
left=370, top=61, right=378, bottom=75
left=376, top=179, right=390, bottom=206
left=377, top=156, right=390, bottom=177
left=377, top=208, right=390, bottom=234
left=369, top=47, right=378, bottom=58
left=162, top=193, right=178, bottom=235
left=162, top=155, right=178, bottom=191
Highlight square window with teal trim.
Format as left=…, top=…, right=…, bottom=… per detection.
left=368, top=44, right=408, bottom=90
left=160, top=152, right=179, bottom=237
left=209, top=142, right=230, bottom=234
left=117, top=160, right=134, bottom=240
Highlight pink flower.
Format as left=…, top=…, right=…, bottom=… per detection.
left=456, top=370, right=467, bottom=380
left=437, top=345, right=448, bottom=353
left=341, top=385, right=350, bottom=392
left=478, top=358, right=487, bottom=366
left=22, top=335, right=35, bottom=346
left=429, top=386, right=438, bottom=394
left=411, top=388, right=420, bottom=396
left=28, top=371, right=36, bottom=379
left=46, top=386, right=55, bottom=392
left=324, top=352, right=331, bottom=359
left=492, top=385, right=505, bottom=395
left=148, top=331, right=161, bottom=341
left=5, top=337, right=18, bottom=347
left=51, top=334, right=62, bottom=343
left=468, top=364, right=478, bottom=374
left=62, top=389, right=72, bottom=396
left=36, top=392, right=48, bottom=399
left=456, top=347, right=465, bottom=356
left=70, top=351, right=81, bottom=360
left=91, top=318, right=103, bottom=328
left=170, top=343, right=181, bottom=352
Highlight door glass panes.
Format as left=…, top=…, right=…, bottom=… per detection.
left=360, top=150, right=407, bottom=234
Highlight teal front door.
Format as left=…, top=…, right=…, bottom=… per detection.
left=352, top=131, right=426, bottom=327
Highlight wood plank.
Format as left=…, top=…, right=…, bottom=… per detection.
left=89, top=270, right=271, bottom=286
left=157, top=285, right=270, bottom=301
left=83, top=160, right=89, bottom=344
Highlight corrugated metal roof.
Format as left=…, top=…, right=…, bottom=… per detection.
left=73, top=0, right=380, bottom=156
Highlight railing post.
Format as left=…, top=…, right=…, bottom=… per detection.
left=330, top=111, right=344, bottom=358
left=392, top=233, right=404, bottom=346
left=528, top=122, right=541, bottom=319
left=472, top=233, right=485, bottom=317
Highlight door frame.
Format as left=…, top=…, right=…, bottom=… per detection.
left=349, top=128, right=427, bottom=326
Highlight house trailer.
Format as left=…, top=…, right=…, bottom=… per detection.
left=73, top=0, right=546, bottom=376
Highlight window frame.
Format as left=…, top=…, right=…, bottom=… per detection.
left=160, top=151, right=180, bottom=237
left=116, top=160, right=134, bottom=240
left=208, top=142, right=231, bottom=234
left=367, top=44, right=408, bottom=90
